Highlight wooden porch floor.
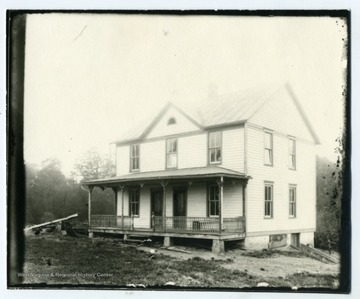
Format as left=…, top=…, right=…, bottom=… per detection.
left=89, top=226, right=246, bottom=241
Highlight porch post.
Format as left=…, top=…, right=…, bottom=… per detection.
left=112, top=187, right=118, bottom=215
left=242, top=180, right=247, bottom=233
left=88, top=186, right=93, bottom=226
left=219, top=177, right=224, bottom=232
left=120, top=185, right=125, bottom=229
left=161, top=181, right=168, bottom=231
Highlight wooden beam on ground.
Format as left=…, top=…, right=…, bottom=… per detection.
left=24, top=213, right=78, bottom=231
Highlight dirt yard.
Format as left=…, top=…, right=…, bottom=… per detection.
left=20, top=233, right=340, bottom=289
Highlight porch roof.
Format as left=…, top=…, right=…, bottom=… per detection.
left=82, top=166, right=250, bottom=187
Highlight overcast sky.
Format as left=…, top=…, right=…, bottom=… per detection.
left=24, top=14, right=347, bottom=175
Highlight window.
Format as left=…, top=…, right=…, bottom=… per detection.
left=288, top=138, right=296, bottom=169
left=208, top=185, right=220, bottom=216
left=166, top=138, right=178, bottom=168
left=129, top=188, right=140, bottom=216
left=264, top=131, right=273, bottom=165
left=209, top=131, right=222, bottom=164
left=167, top=117, right=176, bottom=125
left=130, top=144, right=140, bottom=171
left=264, top=183, right=273, bottom=218
left=289, top=186, right=296, bottom=217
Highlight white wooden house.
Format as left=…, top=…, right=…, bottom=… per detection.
left=82, top=83, right=319, bottom=253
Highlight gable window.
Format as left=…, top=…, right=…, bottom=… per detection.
left=167, top=117, right=176, bottom=125
left=264, top=131, right=273, bottom=166
left=166, top=138, right=178, bottom=168
left=264, top=183, right=273, bottom=218
left=208, top=185, right=219, bottom=217
left=129, top=188, right=140, bottom=217
left=209, top=131, right=222, bottom=164
left=289, top=186, right=297, bottom=218
left=288, top=138, right=296, bottom=170
left=130, top=144, right=140, bottom=171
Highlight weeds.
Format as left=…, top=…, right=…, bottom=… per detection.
left=23, top=235, right=338, bottom=288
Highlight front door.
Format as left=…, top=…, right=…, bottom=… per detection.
left=173, top=188, right=187, bottom=229
left=151, top=189, right=163, bottom=228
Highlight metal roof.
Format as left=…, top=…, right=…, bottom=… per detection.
left=112, top=82, right=320, bottom=145
left=82, top=166, right=250, bottom=186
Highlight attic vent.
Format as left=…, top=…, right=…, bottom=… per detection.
left=167, top=117, right=176, bottom=125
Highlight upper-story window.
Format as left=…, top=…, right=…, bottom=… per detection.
left=167, top=117, right=176, bottom=125
left=209, top=131, right=222, bottom=164
left=288, top=138, right=296, bottom=170
left=130, top=144, right=140, bottom=171
left=166, top=138, right=178, bottom=168
left=264, top=131, right=273, bottom=166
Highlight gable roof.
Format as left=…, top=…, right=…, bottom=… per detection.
left=113, top=82, right=320, bottom=145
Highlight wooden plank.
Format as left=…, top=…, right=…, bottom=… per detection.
left=300, top=244, right=339, bottom=264
left=24, top=213, right=78, bottom=231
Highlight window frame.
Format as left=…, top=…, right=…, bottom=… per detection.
left=208, top=184, right=220, bottom=217
left=130, top=144, right=140, bottom=172
left=208, top=131, right=222, bottom=165
left=264, top=182, right=274, bottom=218
left=264, top=131, right=273, bottom=166
left=289, top=185, right=297, bottom=218
left=129, top=188, right=140, bottom=217
left=288, top=137, right=296, bottom=170
left=166, top=137, right=178, bottom=169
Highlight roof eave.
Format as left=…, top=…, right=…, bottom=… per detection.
left=82, top=173, right=251, bottom=187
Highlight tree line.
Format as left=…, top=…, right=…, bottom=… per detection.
left=314, top=137, right=344, bottom=251
left=25, top=149, right=115, bottom=225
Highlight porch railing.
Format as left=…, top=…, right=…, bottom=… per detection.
left=91, top=215, right=134, bottom=230
left=90, top=215, right=245, bottom=234
left=153, top=216, right=245, bottom=233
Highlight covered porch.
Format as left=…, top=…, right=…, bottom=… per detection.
left=82, top=166, right=250, bottom=253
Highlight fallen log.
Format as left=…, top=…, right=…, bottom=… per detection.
left=24, top=213, right=78, bottom=231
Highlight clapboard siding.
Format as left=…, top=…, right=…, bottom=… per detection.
left=140, top=140, right=165, bottom=172
left=146, top=106, right=200, bottom=139
left=249, top=87, right=315, bottom=142
left=246, top=125, right=316, bottom=234
left=116, top=145, right=130, bottom=176
left=222, top=127, right=244, bottom=173
left=187, top=183, right=207, bottom=217
left=115, top=127, right=244, bottom=174
left=223, top=182, right=243, bottom=217
left=178, top=134, right=207, bottom=169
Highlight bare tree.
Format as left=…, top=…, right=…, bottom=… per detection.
left=74, top=148, right=111, bottom=180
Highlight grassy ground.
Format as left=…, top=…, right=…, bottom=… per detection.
left=21, top=234, right=340, bottom=289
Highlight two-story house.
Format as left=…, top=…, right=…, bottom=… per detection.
left=82, top=83, right=319, bottom=253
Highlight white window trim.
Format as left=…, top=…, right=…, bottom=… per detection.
left=288, top=137, right=296, bottom=170
left=289, top=185, right=297, bottom=218
left=208, top=184, right=220, bottom=217
left=208, top=131, right=222, bottom=165
left=264, top=182, right=274, bottom=218
left=166, top=137, right=178, bottom=169
left=129, top=188, right=140, bottom=217
left=264, top=130, right=273, bottom=166
left=130, top=144, right=140, bottom=172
